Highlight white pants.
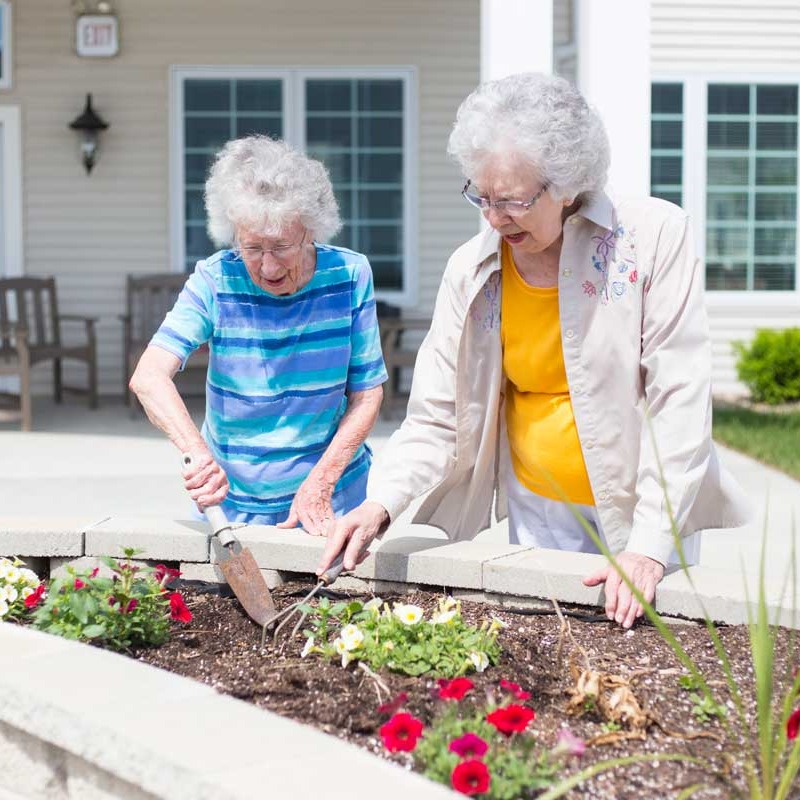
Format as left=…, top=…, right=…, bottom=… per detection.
left=506, top=467, right=701, bottom=568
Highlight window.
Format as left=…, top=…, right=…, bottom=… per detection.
left=706, top=83, right=798, bottom=291
left=650, top=83, right=683, bottom=207
left=0, top=1, right=11, bottom=91
left=173, top=69, right=413, bottom=299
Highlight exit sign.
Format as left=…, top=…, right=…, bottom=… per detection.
left=76, top=15, right=119, bottom=58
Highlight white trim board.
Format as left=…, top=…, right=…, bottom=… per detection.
left=0, top=104, right=23, bottom=277
left=0, top=2, right=12, bottom=91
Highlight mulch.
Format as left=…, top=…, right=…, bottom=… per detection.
left=135, top=582, right=800, bottom=799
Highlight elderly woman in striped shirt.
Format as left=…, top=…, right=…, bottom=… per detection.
left=130, top=136, right=387, bottom=536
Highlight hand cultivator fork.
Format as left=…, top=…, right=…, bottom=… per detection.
left=261, top=553, right=346, bottom=648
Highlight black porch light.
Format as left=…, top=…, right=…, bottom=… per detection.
left=68, top=93, right=109, bottom=174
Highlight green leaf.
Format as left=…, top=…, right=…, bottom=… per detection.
left=83, top=624, right=106, bottom=638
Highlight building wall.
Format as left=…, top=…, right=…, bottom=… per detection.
left=2, top=0, right=480, bottom=395
left=652, top=0, right=800, bottom=395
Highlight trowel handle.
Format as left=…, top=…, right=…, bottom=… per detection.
left=319, top=552, right=346, bottom=586
left=182, top=453, right=234, bottom=541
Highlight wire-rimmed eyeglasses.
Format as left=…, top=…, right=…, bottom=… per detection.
left=235, top=232, right=307, bottom=263
left=461, top=180, right=550, bottom=217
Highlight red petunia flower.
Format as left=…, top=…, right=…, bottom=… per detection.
left=788, top=708, right=800, bottom=741
left=448, top=733, right=489, bottom=759
left=380, top=712, right=424, bottom=753
left=24, top=584, right=45, bottom=609
left=74, top=579, right=86, bottom=590
left=168, top=592, right=193, bottom=623
left=377, top=692, right=408, bottom=716
left=438, top=677, right=474, bottom=701
left=90, top=568, right=99, bottom=578
left=124, top=598, right=138, bottom=614
left=451, top=759, right=490, bottom=796
left=154, top=564, right=182, bottom=585
left=486, top=704, right=536, bottom=737
left=499, top=678, right=531, bottom=701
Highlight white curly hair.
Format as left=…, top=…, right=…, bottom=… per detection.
left=447, top=72, right=610, bottom=202
left=205, top=136, right=341, bottom=246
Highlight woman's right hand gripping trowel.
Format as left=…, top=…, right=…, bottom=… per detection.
left=182, top=453, right=276, bottom=628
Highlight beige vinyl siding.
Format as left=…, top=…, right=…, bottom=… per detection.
left=652, top=0, right=800, bottom=72
left=5, top=0, right=479, bottom=396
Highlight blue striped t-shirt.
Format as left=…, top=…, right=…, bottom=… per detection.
left=151, top=245, right=388, bottom=524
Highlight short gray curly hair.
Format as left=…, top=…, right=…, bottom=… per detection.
left=205, top=136, right=341, bottom=246
left=447, top=72, right=610, bottom=202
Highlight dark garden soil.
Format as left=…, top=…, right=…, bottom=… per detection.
left=135, top=582, right=800, bottom=800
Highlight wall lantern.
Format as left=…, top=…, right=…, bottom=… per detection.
left=68, top=93, right=109, bottom=174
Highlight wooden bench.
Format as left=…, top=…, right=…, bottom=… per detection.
left=121, top=273, right=209, bottom=406
left=378, top=314, right=431, bottom=419
left=0, top=277, right=98, bottom=431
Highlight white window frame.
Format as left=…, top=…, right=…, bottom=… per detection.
left=0, top=1, right=11, bottom=91
left=169, top=65, right=418, bottom=307
left=0, top=105, right=23, bottom=277
left=654, top=72, right=800, bottom=306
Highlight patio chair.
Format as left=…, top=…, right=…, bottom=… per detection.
left=121, top=272, right=209, bottom=406
left=376, top=302, right=431, bottom=419
left=0, top=276, right=98, bottom=431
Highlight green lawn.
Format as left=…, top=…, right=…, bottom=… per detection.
left=713, top=406, right=800, bottom=481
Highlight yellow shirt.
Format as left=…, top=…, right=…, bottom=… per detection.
left=501, top=243, right=594, bottom=505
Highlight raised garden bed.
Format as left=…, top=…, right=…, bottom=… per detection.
left=134, top=582, right=799, bottom=799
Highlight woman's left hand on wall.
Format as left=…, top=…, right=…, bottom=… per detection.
left=277, top=470, right=336, bottom=537
left=582, top=551, right=665, bottom=629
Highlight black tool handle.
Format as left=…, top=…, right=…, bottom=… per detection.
left=319, top=552, right=346, bottom=586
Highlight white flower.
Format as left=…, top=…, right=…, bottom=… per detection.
left=469, top=651, right=489, bottom=673
left=340, top=624, right=364, bottom=650
left=19, top=569, right=39, bottom=587
left=4, top=567, right=20, bottom=585
left=364, top=597, right=383, bottom=614
left=442, top=596, right=458, bottom=611
left=300, top=637, right=315, bottom=658
left=334, top=639, right=355, bottom=667
left=431, top=609, right=457, bottom=625
left=0, top=560, right=10, bottom=581
left=4, top=586, right=17, bottom=604
left=21, top=586, right=34, bottom=600
left=0, top=599, right=8, bottom=618
left=392, top=603, right=423, bottom=626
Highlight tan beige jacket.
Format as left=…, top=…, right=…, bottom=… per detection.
left=367, top=192, right=751, bottom=564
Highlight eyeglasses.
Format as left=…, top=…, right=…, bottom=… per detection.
left=461, top=180, right=550, bottom=217
left=236, top=232, right=306, bottom=263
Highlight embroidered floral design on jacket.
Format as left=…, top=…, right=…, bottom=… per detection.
left=469, top=270, right=501, bottom=331
left=584, top=224, right=637, bottom=304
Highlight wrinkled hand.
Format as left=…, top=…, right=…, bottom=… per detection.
left=582, top=551, right=665, bottom=629
left=316, top=501, right=389, bottom=575
left=276, top=470, right=335, bottom=537
left=182, top=451, right=229, bottom=509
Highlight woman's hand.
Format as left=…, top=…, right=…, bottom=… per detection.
left=582, top=551, right=665, bottom=629
left=182, top=451, right=230, bottom=509
left=315, top=501, right=390, bottom=574
left=277, top=470, right=336, bottom=537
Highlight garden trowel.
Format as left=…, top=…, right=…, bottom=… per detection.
left=182, top=454, right=276, bottom=627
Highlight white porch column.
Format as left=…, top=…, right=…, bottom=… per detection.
left=480, top=0, right=554, bottom=83
left=576, top=0, right=651, bottom=196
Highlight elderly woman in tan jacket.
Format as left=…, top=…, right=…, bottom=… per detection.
left=318, top=72, right=750, bottom=628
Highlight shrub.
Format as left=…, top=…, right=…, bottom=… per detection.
left=734, top=328, right=800, bottom=405
left=31, top=548, right=192, bottom=651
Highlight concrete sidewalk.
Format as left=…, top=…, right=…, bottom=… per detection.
left=0, top=397, right=798, bottom=584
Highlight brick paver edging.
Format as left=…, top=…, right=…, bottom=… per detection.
left=0, top=516, right=797, bottom=628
